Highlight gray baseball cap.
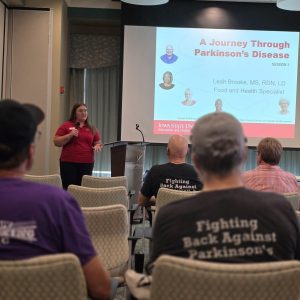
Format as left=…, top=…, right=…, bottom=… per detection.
left=191, top=112, right=246, bottom=174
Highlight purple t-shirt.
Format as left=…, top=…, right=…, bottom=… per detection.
left=0, top=178, right=96, bottom=266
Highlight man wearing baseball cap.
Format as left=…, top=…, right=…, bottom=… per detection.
left=148, top=112, right=300, bottom=270
left=0, top=99, right=111, bottom=300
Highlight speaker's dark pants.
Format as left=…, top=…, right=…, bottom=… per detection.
left=60, top=161, right=94, bottom=190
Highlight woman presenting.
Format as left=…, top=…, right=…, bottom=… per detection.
left=54, top=103, right=102, bottom=189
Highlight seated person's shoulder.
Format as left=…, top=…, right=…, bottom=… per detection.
left=241, top=170, right=256, bottom=184
left=283, top=170, right=298, bottom=180
left=24, top=181, right=77, bottom=206
left=185, top=163, right=197, bottom=171
left=246, top=188, right=292, bottom=205
left=242, top=169, right=255, bottom=177
left=148, top=163, right=169, bottom=174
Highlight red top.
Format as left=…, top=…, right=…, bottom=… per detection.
left=55, top=121, right=100, bottom=163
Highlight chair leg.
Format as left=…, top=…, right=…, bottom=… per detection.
left=129, top=237, right=139, bottom=255
left=145, top=206, right=152, bottom=227
left=134, top=253, right=145, bottom=273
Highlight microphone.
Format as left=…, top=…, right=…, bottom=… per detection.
left=136, top=123, right=145, bottom=143
left=72, top=122, right=80, bottom=139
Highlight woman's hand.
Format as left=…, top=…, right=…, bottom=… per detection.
left=54, top=128, right=78, bottom=147
left=70, top=128, right=78, bottom=137
left=93, top=143, right=103, bottom=152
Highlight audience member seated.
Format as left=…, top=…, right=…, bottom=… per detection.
left=243, top=137, right=299, bottom=193
left=147, top=113, right=300, bottom=273
left=0, top=100, right=111, bottom=300
left=138, top=134, right=202, bottom=207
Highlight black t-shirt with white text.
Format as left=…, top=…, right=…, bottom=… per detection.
left=148, top=187, right=300, bottom=272
left=141, top=162, right=202, bottom=198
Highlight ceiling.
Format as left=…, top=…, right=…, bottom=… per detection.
left=3, top=0, right=277, bottom=9
left=66, top=0, right=278, bottom=35
left=66, top=0, right=121, bottom=9
left=65, top=0, right=276, bottom=9
left=3, top=0, right=278, bottom=35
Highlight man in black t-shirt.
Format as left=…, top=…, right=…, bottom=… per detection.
left=147, top=113, right=300, bottom=272
left=138, top=135, right=202, bottom=207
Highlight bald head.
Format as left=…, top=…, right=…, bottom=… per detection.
left=167, top=135, right=189, bottom=161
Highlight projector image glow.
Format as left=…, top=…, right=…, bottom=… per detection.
left=277, top=0, right=300, bottom=11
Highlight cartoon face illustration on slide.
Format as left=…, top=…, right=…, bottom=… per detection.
left=160, top=45, right=178, bottom=64
left=279, top=98, right=289, bottom=115
left=215, top=99, right=223, bottom=112
left=159, top=71, right=175, bottom=90
left=182, top=88, right=196, bottom=106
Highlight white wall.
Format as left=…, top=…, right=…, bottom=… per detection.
left=23, top=0, right=70, bottom=175
left=4, top=9, right=52, bottom=175
left=2, top=0, right=69, bottom=175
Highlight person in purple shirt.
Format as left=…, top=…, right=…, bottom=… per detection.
left=160, top=45, right=178, bottom=64
left=0, top=99, right=111, bottom=300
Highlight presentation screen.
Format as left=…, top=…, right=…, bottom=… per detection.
left=121, top=25, right=300, bottom=147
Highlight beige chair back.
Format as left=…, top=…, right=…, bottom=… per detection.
left=283, top=192, right=300, bottom=210
left=82, top=205, right=129, bottom=277
left=68, top=185, right=129, bottom=208
left=24, top=174, right=62, bottom=188
left=0, top=253, right=87, bottom=300
left=150, top=255, right=300, bottom=300
left=82, top=175, right=128, bottom=189
left=295, top=211, right=300, bottom=223
left=156, top=187, right=198, bottom=212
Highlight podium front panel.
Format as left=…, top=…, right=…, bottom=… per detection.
left=125, top=144, right=146, bottom=205
left=110, top=144, right=127, bottom=177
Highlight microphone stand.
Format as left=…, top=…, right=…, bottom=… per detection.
left=135, top=124, right=145, bottom=143
left=134, top=125, right=146, bottom=270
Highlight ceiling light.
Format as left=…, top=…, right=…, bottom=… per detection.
left=277, top=0, right=300, bottom=11
left=121, top=0, right=169, bottom=5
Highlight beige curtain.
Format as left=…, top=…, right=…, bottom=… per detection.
left=84, top=66, right=120, bottom=173
left=69, top=68, right=84, bottom=111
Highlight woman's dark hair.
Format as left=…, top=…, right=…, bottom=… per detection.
left=68, top=103, right=95, bottom=133
left=163, top=71, right=173, bottom=83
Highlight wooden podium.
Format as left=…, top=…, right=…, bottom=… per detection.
left=107, top=142, right=148, bottom=205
